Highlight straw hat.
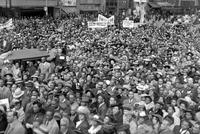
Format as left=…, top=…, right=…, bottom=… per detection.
left=77, top=106, right=90, bottom=116
left=136, top=85, right=146, bottom=91
left=15, top=78, right=23, bottom=84
left=13, top=88, right=24, bottom=98
left=91, top=115, right=103, bottom=124
left=31, top=74, right=39, bottom=79
left=4, top=71, right=13, bottom=77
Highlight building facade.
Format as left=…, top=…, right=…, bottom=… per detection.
left=0, top=0, right=106, bottom=17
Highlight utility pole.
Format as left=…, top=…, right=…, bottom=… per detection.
left=45, top=0, right=48, bottom=16
left=9, top=0, right=11, bottom=17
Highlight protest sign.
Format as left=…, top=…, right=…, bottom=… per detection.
left=123, top=20, right=144, bottom=28
left=88, top=21, right=108, bottom=29
left=123, top=20, right=134, bottom=28
left=107, top=16, right=115, bottom=25
left=0, top=98, right=10, bottom=111
left=98, top=14, right=108, bottom=22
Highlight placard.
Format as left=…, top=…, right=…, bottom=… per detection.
left=88, top=21, right=108, bottom=29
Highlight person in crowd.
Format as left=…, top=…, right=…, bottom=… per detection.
left=11, top=99, right=25, bottom=122
left=173, top=119, right=192, bottom=134
left=159, top=115, right=174, bottom=134
left=1, top=10, right=200, bottom=134
left=60, top=117, right=76, bottom=134
left=0, top=105, right=8, bottom=134
left=152, top=114, right=162, bottom=134
left=97, top=94, right=108, bottom=119
left=5, top=111, right=25, bottom=134
left=0, top=79, right=12, bottom=101
left=41, top=108, right=59, bottom=134
left=88, top=115, right=103, bottom=134
left=75, top=106, right=90, bottom=134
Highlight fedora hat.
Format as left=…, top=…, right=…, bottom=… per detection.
left=81, top=96, right=90, bottom=103
left=177, top=98, right=189, bottom=110
left=13, top=88, right=24, bottom=98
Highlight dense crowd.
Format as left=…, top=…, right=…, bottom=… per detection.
left=0, top=12, right=200, bottom=134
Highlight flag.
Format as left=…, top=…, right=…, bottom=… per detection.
left=154, top=19, right=165, bottom=28
left=0, top=19, right=14, bottom=30
left=56, top=21, right=67, bottom=32
left=193, top=17, right=200, bottom=25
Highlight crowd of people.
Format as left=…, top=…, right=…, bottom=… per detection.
left=0, top=11, right=200, bottom=134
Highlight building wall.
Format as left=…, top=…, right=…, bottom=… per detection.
left=0, top=0, right=58, bottom=7
left=77, top=0, right=105, bottom=12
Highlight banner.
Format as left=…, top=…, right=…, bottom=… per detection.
left=0, top=98, right=10, bottom=111
left=88, top=21, right=107, bottom=29
left=123, top=20, right=134, bottom=28
left=123, top=20, right=143, bottom=28
left=61, top=0, right=76, bottom=6
left=0, top=19, right=14, bottom=30
left=107, top=16, right=115, bottom=25
left=98, top=14, right=108, bottom=22
left=98, top=14, right=115, bottom=25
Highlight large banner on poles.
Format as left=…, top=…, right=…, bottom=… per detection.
left=97, top=14, right=115, bottom=25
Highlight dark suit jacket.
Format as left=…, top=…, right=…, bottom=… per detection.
left=76, top=120, right=89, bottom=134
left=97, top=103, right=108, bottom=119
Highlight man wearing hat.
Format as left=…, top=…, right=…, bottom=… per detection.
left=5, top=111, right=25, bottom=134
left=116, top=124, right=130, bottom=134
left=97, top=94, right=108, bottom=120
left=41, top=108, right=59, bottom=134
left=59, top=117, right=76, bottom=134
left=88, top=115, right=103, bottom=134
left=159, top=115, right=174, bottom=134
left=75, top=106, right=90, bottom=134
left=39, top=57, right=50, bottom=80
left=4, top=71, right=14, bottom=83
left=123, top=90, right=137, bottom=111
left=123, top=106, right=137, bottom=134
left=111, top=104, right=123, bottom=128
left=0, top=79, right=12, bottom=102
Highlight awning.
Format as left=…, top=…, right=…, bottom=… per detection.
left=148, top=2, right=174, bottom=8
left=6, top=49, right=49, bottom=61
left=148, top=2, right=161, bottom=8
left=157, top=2, right=174, bottom=7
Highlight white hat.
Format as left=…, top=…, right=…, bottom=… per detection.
left=77, top=106, right=90, bottom=116
left=136, top=85, right=146, bottom=91
left=13, top=88, right=24, bottom=98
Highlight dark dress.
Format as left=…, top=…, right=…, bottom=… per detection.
left=0, top=112, right=8, bottom=134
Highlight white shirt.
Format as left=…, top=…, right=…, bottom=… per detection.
left=88, top=125, right=102, bottom=134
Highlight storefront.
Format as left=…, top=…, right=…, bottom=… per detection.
left=78, top=0, right=105, bottom=13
